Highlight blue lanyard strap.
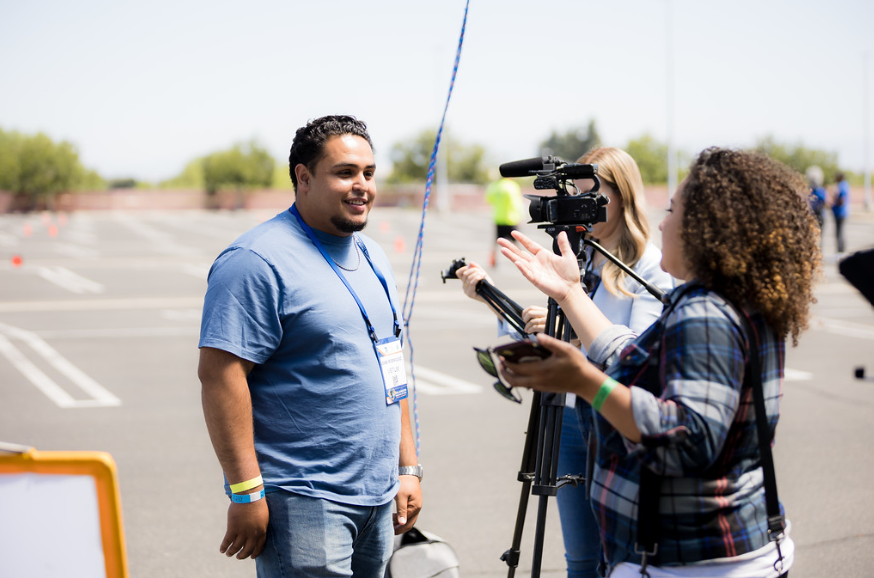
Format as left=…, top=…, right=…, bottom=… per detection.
left=290, top=204, right=400, bottom=342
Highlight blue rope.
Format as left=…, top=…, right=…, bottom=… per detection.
left=401, top=0, right=470, bottom=456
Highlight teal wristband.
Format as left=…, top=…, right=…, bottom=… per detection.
left=592, top=377, right=619, bottom=412
left=231, top=489, right=265, bottom=504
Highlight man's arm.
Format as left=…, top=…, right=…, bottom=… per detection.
left=198, top=346, right=269, bottom=559
left=393, top=398, right=422, bottom=534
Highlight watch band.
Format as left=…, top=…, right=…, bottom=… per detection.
left=398, top=464, right=424, bottom=481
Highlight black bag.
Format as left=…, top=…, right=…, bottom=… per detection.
left=385, top=527, right=460, bottom=578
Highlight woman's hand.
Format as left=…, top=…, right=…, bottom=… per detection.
left=498, top=231, right=582, bottom=305
left=455, top=262, right=492, bottom=304
left=522, top=305, right=547, bottom=335
left=497, top=333, right=598, bottom=395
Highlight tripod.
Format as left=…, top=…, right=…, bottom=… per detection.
left=476, top=224, right=667, bottom=578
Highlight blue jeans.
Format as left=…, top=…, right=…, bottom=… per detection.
left=257, top=491, right=394, bottom=578
left=556, top=405, right=601, bottom=578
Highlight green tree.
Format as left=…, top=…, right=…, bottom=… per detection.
left=271, top=162, right=292, bottom=189
left=0, top=128, right=100, bottom=210
left=387, top=129, right=489, bottom=184
left=202, top=140, right=275, bottom=194
left=78, top=169, right=106, bottom=191
left=751, top=136, right=841, bottom=184
left=161, top=158, right=204, bottom=189
left=0, top=129, right=21, bottom=191
left=625, top=133, right=669, bottom=184
left=539, top=119, right=602, bottom=162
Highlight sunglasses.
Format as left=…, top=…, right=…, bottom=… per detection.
left=473, top=346, right=522, bottom=403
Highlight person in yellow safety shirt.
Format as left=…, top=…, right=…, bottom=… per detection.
left=485, top=177, right=524, bottom=267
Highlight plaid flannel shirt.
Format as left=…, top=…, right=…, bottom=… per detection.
left=584, top=284, right=785, bottom=569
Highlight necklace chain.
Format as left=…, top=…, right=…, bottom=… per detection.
left=331, top=238, right=361, bottom=272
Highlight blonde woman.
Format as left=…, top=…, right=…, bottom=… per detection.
left=457, top=147, right=672, bottom=578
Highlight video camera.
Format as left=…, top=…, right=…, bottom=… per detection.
left=499, top=155, right=609, bottom=228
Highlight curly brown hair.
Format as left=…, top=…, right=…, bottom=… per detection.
left=681, top=147, right=821, bottom=345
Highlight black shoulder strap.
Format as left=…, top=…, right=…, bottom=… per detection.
left=635, top=288, right=784, bottom=569
left=735, top=310, right=785, bottom=541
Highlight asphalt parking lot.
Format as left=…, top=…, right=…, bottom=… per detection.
left=0, top=202, right=872, bottom=577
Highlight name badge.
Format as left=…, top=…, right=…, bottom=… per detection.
left=376, top=337, right=408, bottom=405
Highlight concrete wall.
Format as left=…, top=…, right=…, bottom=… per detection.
left=2, top=184, right=870, bottom=214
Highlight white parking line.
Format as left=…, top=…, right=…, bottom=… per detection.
left=180, top=263, right=212, bottom=279
left=811, top=316, right=874, bottom=340
left=113, top=214, right=204, bottom=257
left=36, top=266, right=104, bottom=294
left=0, top=297, right=203, bottom=313
left=0, top=332, right=79, bottom=408
left=409, top=366, right=483, bottom=395
left=54, top=244, right=100, bottom=259
left=784, top=368, right=813, bottom=381
left=0, top=323, right=120, bottom=408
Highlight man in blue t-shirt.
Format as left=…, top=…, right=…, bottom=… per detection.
left=831, top=172, right=851, bottom=254
left=198, top=115, right=423, bottom=578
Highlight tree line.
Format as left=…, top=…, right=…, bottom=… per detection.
left=0, top=121, right=853, bottom=211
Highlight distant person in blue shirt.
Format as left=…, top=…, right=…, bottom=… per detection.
left=831, top=172, right=850, bottom=254
left=805, top=165, right=826, bottom=234
left=198, top=115, right=422, bottom=578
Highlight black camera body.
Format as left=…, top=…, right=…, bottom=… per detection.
left=526, top=193, right=608, bottom=226
left=499, top=155, right=608, bottom=229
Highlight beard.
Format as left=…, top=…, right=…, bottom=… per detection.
left=331, top=216, right=368, bottom=234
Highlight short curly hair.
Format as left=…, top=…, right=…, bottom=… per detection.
left=288, top=115, right=373, bottom=190
left=680, top=147, right=821, bottom=345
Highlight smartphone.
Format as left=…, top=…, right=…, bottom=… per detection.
left=493, top=339, right=551, bottom=363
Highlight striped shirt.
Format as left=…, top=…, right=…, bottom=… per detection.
left=585, top=284, right=786, bottom=570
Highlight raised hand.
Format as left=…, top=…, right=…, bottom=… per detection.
left=498, top=231, right=581, bottom=304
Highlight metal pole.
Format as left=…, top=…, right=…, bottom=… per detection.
left=666, top=0, right=677, bottom=203
left=864, top=52, right=871, bottom=211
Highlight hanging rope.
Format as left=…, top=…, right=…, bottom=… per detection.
left=401, top=0, right=470, bottom=456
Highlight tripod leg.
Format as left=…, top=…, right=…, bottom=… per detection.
left=529, top=299, right=567, bottom=577
left=503, top=297, right=573, bottom=578
left=531, top=495, right=550, bottom=578
left=502, top=392, right=542, bottom=577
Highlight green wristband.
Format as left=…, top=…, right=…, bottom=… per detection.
left=592, top=377, right=619, bottom=412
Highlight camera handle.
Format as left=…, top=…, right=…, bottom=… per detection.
left=583, top=238, right=668, bottom=304
left=475, top=281, right=530, bottom=338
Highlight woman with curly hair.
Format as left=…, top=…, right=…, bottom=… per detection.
left=494, top=148, right=819, bottom=577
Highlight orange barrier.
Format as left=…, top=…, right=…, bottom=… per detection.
left=0, top=446, right=129, bottom=578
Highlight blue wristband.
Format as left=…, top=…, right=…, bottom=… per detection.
left=231, top=489, right=265, bottom=504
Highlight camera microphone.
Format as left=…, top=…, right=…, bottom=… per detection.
left=499, top=157, right=598, bottom=180
left=499, top=156, right=559, bottom=178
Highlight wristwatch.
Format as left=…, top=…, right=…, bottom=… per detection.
left=398, top=464, right=424, bottom=481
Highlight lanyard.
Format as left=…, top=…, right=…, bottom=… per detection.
left=290, top=204, right=401, bottom=343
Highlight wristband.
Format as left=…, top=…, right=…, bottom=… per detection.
left=231, top=489, right=265, bottom=504
left=229, top=475, right=263, bottom=494
left=592, top=377, right=619, bottom=412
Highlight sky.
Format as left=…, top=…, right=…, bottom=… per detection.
left=1, top=0, right=873, bottom=183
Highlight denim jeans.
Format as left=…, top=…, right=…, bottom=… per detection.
left=556, top=405, right=602, bottom=578
left=256, top=491, right=394, bottom=578
left=834, top=215, right=846, bottom=253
